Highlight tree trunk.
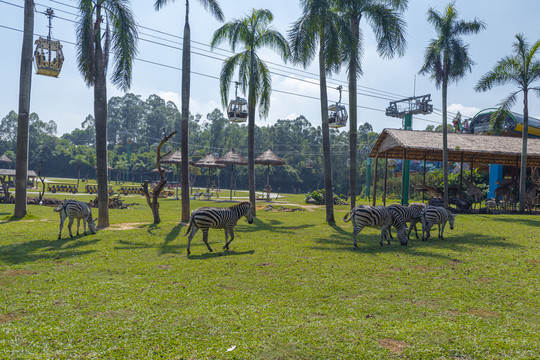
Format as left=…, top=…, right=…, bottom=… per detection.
left=14, top=0, right=34, bottom=218
left=248, top=49, right=257, bottom=215
left=180, top=0, right=191, bottom=223
left=442, top=76, right=449, bottom=209
left=348, top=16, right=360, bottom=210
left=319, top=36, right=334, bottom=223
left=94, top=8, right=109, bottom=228
left=519, top=90, right=529, bottom=213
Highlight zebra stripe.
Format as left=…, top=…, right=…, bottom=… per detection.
left=54, top=200, right=96, bottom=239
left=343, top=205, right=408, bottom=248
left=184, top=201, right=254, bottom=255
left=421, top=206, right=457, bottom=241
left=388, top=204, right=425, bottom=239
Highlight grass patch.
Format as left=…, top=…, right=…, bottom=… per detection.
left=0, top=197, right=539, bottom=359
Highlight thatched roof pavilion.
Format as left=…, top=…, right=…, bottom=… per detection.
left=370, top=128, right=540, bottom=167
left=161, top=149, right=193, bottom=199
left=0, top=155, right=13, bottom=164
left=217, top=149, right=248, bottom=201
left=255, top=149, right=286, bottom=166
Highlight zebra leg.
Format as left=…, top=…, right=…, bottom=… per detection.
left=380, top=225, right=390, bottom=246
left=68, top=218, right=75, bottom=238
left=201, top=229, right=213, bottom=253
left=186, top=227, right=199, bottom=256
left=223, top=229, right=229, bottom=250
left=440, top=220, right=447, bottom=239
left=352, top=226, right=362, bottom=249
left=224, top=228, right=235, bottom=250
left=76, top=218, right=81, bottom=236
left=386, top=227, right=393, bottom=239
left=58, top=216, right=65, bottom=239
left=82, top=218, right=87, bottom=236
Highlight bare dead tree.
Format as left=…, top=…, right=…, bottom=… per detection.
left=0, top=175, right=10, bottom=199
left=38, top=160, right=46, bottom=202
left=140, top=129, right=177, bottom=223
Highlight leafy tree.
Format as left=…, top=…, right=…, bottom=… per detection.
left=475, top=34, right=540, bottom=212
left=337, top=0, right=407, bottom=208
left=289, top=0, right=352, bottom=223
left=211, top=8, right=290, bottom=214
left=154, top=0, right=224, bottom=223
left=76, top=0, right=138, bottom=227
left=419, top=2, right=484, bottom=208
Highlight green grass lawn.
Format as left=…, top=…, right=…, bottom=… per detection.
left=0, top=196, right=539, bottom=359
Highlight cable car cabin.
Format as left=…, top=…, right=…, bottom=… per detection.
left=227, top=98, right=248, bottom=123
left=34, top=37, right=64, bottom=77
left=328, top=104, right=348, bottom=128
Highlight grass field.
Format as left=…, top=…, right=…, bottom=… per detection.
left=0, top=193, right=539, bottom=359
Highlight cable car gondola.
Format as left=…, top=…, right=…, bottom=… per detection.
left=328, top=85, right=348, bottom=128
left=227, top=81, right=248, bottom=123
left=34, top=8, right=64, bottom=78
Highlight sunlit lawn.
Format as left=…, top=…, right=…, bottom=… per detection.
left=0, top=194, right=539, bottom=359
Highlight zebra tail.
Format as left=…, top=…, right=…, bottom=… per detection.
left=343, top=211, right=352, bottom=222
left=183, top=219, right=193, bottom=236
left=53, top=202, right=66, bottom=212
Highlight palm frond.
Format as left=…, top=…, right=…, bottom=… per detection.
left=364, top=2, right=407, bottom=58
left=490, top=91, right=519, bottom=134
left=76, top=0, right=96, bottom=86
left=219, top=53, right=244, bottom=109
left=197, top=0, right=224, bottom=22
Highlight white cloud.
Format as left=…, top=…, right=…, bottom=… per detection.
left=157, top=91, right=181, bottom=108
left=447, top=103, right=482, bottom=118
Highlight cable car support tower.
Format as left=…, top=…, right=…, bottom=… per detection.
left=385, top=94, right=433, bottom=204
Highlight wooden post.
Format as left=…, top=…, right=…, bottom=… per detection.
left=460, top=152, right=464, bottom=192
left=383, top=151, right=388, bottom=206
left=423, top=154, right=427, bottom=203
left=372, top=156, right=378, bottom=206
left=470, top=159, right=474, bottom=183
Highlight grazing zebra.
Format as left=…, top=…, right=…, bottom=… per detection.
left=184, top=201, right=254, bottom=255
left=387, top=204, right=425, bottom=240
left=421, top=206, right=457, bottom=241
left=343, top=205, right=408, bottom=248
left=54, top=200, right=96, bottom=239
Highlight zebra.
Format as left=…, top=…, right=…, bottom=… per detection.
left=184, top=201, right=254, bottom=255
left=421, top=206, right=457, bottom=241
left=343, top=205, right=408, bottom=248
left=386, top=204, right=425, bottom=240
left=54, top=200, right=96, bottom=239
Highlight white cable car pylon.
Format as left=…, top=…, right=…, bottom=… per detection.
left=227, top=81, right=248, bottom=123
left=328, top=85, right=348, bottom=128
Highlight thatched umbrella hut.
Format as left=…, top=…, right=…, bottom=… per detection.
left=0, top=155, right=13, bottom=169
left=194, top=154, right=226, bottom=194
left=217, top=148, right=248, bottom=201
left=255, top=149, right=285, bottom=200
left=162, top=149, right=194, bottom=199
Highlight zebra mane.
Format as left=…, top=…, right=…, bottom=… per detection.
left=233, top=201, right=252, bottom=209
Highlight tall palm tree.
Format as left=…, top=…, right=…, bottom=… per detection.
left=337, top=0, right=407, bottom=209
left=76, top=0, right=138, bottom=228
left=419, top=2, right=484, bottom=208
left=289, top=0, right=352, bottom=223
left=211, top=8, right=290, bottom=214
left=154, top=0, right=224, bottom=223
left=475, top=34, right=540, bottom=213
left=14, top=0, right=35, bottom=217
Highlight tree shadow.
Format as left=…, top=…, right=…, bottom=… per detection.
left=239, top=218, right=314, bottom=234
left=311, top=227, right=521, bottom=261
left=187, top=249, right=255, bottom=260
left=0, top=236, right=99, bottom=264
left=491, top=216, right=540, bottom=227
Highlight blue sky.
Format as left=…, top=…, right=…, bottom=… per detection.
left=1, top=0, right=540, bottom=137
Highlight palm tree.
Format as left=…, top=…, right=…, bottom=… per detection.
left=289, top=0, right=352, bottom=223
left=76, top=0, right=138, bottom=228
left=337, top=0, right=407, bottom=209
left=419, top=2, right=484, bottom=208
left=14, top=0, right=35, bottom=218
left=211, top=8, right=290, bottom=214
left=475, top=34, right=540, bottom=213
left=154, top=0, right=224, bottom=223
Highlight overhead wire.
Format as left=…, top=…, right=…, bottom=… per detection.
left=2, top=0, right=443, bottom=126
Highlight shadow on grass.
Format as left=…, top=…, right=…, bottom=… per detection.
left=239, top=218, right=315, bottom=234
left=187, top=249, right=255, bottom=260
left=490, top=216, right=540, bottom=227
left=312, top=226, right=521, bottom=260
left=0, top=236, right=99, bottom=264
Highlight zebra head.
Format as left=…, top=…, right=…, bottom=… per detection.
left=88, top=216, right=97, bottom=234
left=244, top=205, right=254, bottom=224
left=448, top=212, right=457, bottom=230
left=390, top=208, right=408, bottom=246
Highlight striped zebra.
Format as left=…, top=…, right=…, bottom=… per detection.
left=386, top=203, right=425, bottom=240
left=54, top=200, right=96, bottom=239
left=343, top=205, right=408, bottom=248
left=184, top=201, right=254, bottom=255
left=421, top=206, right=457, bottom=241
